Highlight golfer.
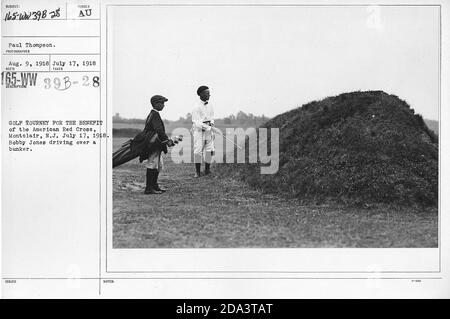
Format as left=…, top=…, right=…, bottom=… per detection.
left=192, top=85, right=215, bottom=177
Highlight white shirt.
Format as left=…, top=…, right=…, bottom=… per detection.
left=192, top=99, right=215, bottom=131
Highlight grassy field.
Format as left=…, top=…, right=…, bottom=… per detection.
left=113, top=136, right=438, bottom=248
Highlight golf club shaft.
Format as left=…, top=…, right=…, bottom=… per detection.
left=212, top=128, right=243, bottom=149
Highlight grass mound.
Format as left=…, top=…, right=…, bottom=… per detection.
left=218, top=91, right=438, bottom=206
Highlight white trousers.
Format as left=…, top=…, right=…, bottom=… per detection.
left=145, top=150, right=163, bottom=171
left=193, top=129, right=214, bottom=163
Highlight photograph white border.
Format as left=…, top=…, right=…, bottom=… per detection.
left=104, top=0, right=444, bottom=280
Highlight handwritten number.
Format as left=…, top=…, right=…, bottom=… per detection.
left=50, top=8, right=61, bottom=19
left=4, top=8, right=60, bottom=21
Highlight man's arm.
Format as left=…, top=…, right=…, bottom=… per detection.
left=209, top=105, right=215, bottom=125
left=192, top=106, right=212, bottom=131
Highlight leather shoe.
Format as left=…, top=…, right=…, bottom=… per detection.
left=154, top=185, right=166, bottom=192
left=144, top=187, right=162, bottom=194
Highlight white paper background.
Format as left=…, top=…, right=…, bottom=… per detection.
left=2, top=0, right=449, bottom=298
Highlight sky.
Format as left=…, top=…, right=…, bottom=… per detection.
left=110, top=5, right=440, bottom=121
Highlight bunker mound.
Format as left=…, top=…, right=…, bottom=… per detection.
left=219, top=91, right=438, bottom=206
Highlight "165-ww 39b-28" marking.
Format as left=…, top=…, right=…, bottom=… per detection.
left=1, top=71, right=37, bottom=88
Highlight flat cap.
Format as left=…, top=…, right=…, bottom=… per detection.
left=150, top=95, right=168, bottom=105
left=197, top=85, right=209, bottom=96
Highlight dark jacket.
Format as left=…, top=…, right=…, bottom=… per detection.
left=134, top=110, right=168, bottom=162
left=144, top=110, right=169, bottom=145
left=113, top=110, right=169, bottom=168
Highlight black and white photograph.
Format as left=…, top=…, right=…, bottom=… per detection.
left=2, top=0, right=449, bottom=299
left=111, top=4, right=439, bottom=249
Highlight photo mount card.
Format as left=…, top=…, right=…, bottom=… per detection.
left=1, top=0, right=449, bottom=299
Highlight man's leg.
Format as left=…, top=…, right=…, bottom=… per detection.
left=153, top=171, right=166, bottom=192
left=195, top=163, right=201, bottom=177
left=145, top=151, right=162, bottom=194
left=204, top=154, right=212, bottom=175
left=145, top=169, right=161, bottom=194
left=193, top=130, right=203, bottom=177
left=204, top=130, right=215, bottom=175
left=153, top=153, right=166, bottom=192
left=145, top=168, right=153, bottom=193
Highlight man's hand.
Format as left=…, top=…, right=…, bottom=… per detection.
left=201, top=123, right=212, bottom=131
left=202, top=121, right=213, bottom=129
left=166, top=139, right=175, bottom=147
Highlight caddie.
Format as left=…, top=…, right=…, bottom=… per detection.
left=192, top=85, right=215, bottom=177
left=143, top=95, right=174, bottom=194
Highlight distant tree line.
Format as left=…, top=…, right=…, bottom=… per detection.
left=113, top=111, right=270, bottom=126
left=113, top=113, right=146, bottom=124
